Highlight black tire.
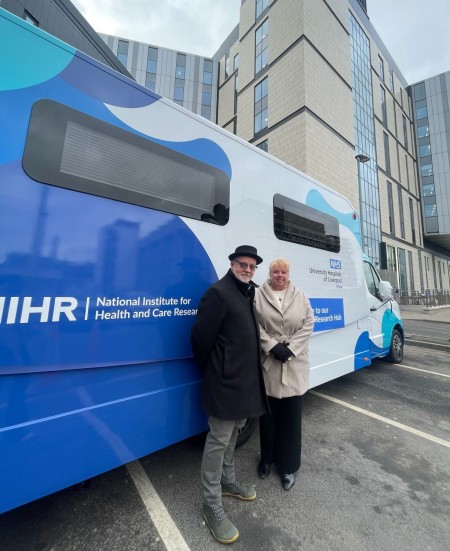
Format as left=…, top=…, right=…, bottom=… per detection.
left=236, top=417, right=258, bottom=448
left=385, top=328, right=404, bottom=363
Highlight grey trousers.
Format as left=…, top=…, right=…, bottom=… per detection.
left=201, top=416, right=246, bottom=507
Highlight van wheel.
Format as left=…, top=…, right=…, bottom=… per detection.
left=385, top=328, right=403, bottom=363
left=236, top=418, right=258, bottom=448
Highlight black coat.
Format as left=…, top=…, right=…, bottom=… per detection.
left=191, top=270, right=268, bottom=420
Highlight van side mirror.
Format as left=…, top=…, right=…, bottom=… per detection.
left=378, top=280, right=393, bottom=301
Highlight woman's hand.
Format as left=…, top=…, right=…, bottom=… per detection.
left=270, top=343, right=294, bottom=362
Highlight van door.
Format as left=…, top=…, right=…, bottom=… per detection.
left=363, top=260, right=386, bottom=351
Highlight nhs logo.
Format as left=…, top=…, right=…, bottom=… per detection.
left=329, top=259, right=341, bottom=269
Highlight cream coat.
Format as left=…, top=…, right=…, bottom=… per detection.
left=255, top=281, right=314, bottom=398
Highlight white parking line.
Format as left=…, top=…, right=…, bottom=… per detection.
left=126, top=460, right=191, bottom=551
left=392, top=363, right=450, bottom=378
left=310, top=390, right=450, bottom=449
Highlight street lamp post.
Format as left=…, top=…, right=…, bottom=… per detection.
left=355, top=153, right=370, bottom=254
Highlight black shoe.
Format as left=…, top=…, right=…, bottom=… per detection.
left=258, top=461, right=271, bottom=479
left=281, top=474, right=295, bottom=490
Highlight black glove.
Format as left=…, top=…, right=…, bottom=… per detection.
left=271, top=343, right=293, bottom=362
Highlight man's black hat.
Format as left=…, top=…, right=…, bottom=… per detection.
left=228, top=245, right=263, bottom=265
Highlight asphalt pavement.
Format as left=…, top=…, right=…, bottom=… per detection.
left=400, top=304, right=450, bottom=353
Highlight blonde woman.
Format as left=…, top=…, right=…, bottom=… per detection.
left=254, top=258, right=314, bottom=490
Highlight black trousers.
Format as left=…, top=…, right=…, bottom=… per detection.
left=259, top=394, right=303, bottom=475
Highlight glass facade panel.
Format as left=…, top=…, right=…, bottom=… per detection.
left=417, top=124, right=429, bottom=138
left=419, top=144, right=431, bottom=157
left=421, top=163, right=433, bottom=177
left=423, top=183, right=435, bottom=196
left=424, top=204, right=437, bottom=217
left=414, top=82, right=426, bottom=101
left=349, top=14, right=381, bottom=264
left=416, top=106, right=428, bottom=119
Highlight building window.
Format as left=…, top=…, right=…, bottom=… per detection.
left=254, top=78, right=268, bottom=134
left=24, top=10, right=39, bottom=26
left=424, top=204, right=437, bottom=217
left=387, top=245, right=396, bottom=272
left=380, top=86, right=387, bottom=127
left=398, top=186, right=405, bottom=238
left=175, top=53, right=186, bottom=79
left=416, top=106, right=428, bottom=120
left=423, top=183, right=435, bottom=197
left=145, top=74, right=156, bottom=90
left=256, top=0, right=268, bottom=18
left=387, top=181, right=395, bottom=235
left=255, top=19, right=269, bottom=74
left=145, top=47, right=158, bottom=91
left=405, top=154, right=409, bottom=187
left=417, top=124, right=429, bottom=138
left=201, top=60, right=213, bottom=120
left=383, top=132, right=390, bottom=174
left=420, top=163, right=433, bottom=177
left=203, top=59, right=213, bottom=85
left=419, top=144, right=431, bottom=157
left=402, top=115, right=408, bottom=149
left=234, top=54, right=239, bottom=71
left=408, top=251, right=415, bottom=291
left=389, top=70, right=394, bottom=93
left=378, top=55, right=384, bottom=81
left=117, top=40, right=129, bottom=66
left=414, top=82, right=426, bottom=101
left=225, top=54, right=230, bottom=79
left=409, top=198, right=416, bottom=245
left=234, top=75, right=239, bottom=115
left=257, top=140, right=268, bottom=152
left=174, top=53, right=186, bottom=106
left=397, top=248, right=407, bottom=291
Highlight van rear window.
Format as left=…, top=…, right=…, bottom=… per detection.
left=273, top=193, right=340, bottom=252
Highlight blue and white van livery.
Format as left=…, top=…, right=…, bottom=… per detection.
left=0, top=9, right=403, bottom=513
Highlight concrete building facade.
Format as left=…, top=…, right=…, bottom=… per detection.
left=100, top=34, right=218, bottom=122
left=214, top=0, right=450, bottom=292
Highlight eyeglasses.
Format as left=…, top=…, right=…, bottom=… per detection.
left=233, top=260, right=258, bottom=271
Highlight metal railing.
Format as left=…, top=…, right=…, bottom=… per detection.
left=399, top=290, right=450, bottom=307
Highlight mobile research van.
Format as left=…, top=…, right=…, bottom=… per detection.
left=0, top=9, right=403, bottom=513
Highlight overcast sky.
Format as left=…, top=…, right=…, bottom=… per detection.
left=72, top=0, right=450, bottom=85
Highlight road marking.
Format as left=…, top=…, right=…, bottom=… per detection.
left=310, top=390, right=450, bottom=449
left=392, top=363, right=450, bottom=378
left=127, top=460, right=191, bottom=551
left=406, top=337, right=450, bottom=349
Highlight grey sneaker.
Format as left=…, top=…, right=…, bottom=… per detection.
left=202, top=503, right=239, bottom=544
left=221, top=481, right=256, bottom=501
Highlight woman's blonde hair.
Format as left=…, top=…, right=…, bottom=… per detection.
left=268, top=257, right=290, bottom=277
